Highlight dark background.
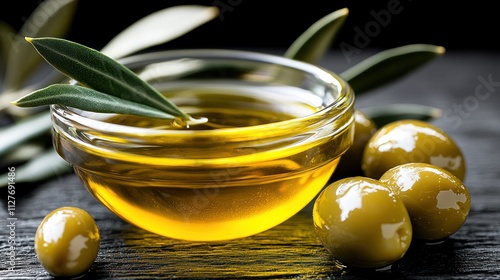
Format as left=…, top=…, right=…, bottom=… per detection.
left=1, top=0, right=499, bottom=53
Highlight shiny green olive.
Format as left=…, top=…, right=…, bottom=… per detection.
left=334, top=110, right=378, bottom=178
left=380, top=162, right=471, bottom=241
left=313, top=177, right=412, bottom=268
left=361, top=119, right=466, bottom=181
left=35, top=206, right=100, bottom=277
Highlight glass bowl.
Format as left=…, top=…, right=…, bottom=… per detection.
left=50, top=49, right=355, bottom=241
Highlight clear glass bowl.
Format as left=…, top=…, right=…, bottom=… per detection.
left=51, top=49, right=355, bottom=241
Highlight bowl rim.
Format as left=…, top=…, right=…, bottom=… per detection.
left=51, top=48, right=354, bottom=138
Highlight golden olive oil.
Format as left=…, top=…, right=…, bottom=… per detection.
left=56, top=86, right=344, bottom=241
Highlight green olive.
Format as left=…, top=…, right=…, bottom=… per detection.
left=361, top=119, right=466, bottom=181
left=380, top=162, right=471, bottom=241
left=333, top=110, right=378, bottom=178
left=313, top=177, right=412, bottom=268
left=35, top=206, right=100, bottom=277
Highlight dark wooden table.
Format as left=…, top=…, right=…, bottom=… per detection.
left=1, top=49, right=500, bottom=279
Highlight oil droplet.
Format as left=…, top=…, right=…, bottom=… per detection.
left=172, top=116, right=208, bottom=129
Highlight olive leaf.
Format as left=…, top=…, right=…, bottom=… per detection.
left=12, top=84, right=178, bottom=119
left=100, top=5, right=219, bottom=59
left=25, top=37, right=190, bottom=119
left=2, top=0, right=78, bottom=92
left=284, top=8, right=348, bottom=64
left=361, top=103, right=443, bottom=128
left=341, top=44, right=445, bottom=94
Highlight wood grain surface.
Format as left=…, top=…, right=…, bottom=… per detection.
left=1, top=50, right=500, bottom=279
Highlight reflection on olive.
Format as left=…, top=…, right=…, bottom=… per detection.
left=333, top=110, right=378, bottom=178
left=35, top=206, right=100, bottom=277
left=380, top=162, right=471, bottom=241
left=313, top=177, right=412, bottom=268
left=361, top=120, right=466, bottom=181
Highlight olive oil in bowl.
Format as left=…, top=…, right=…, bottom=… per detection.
left=50, top=50, right=354, bottom=241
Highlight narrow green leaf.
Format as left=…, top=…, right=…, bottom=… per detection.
left=284, top=8, right=348, bottom=64
left=100, top=5, right=219, bottom=59
left=341, top=44, right=445, bottom=94
left=0, top=68, right=69, bottom=117
left=0, top=148, right=72, bottom=188
left=26, top=37, right=189, bottom=119
left=0, top=110, right=52, bottom=157
left=12, top=84, right=177, bottom=119
left=361, top=103, right=442, bottom=128
left=2, top=0, right=78, bottom=92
